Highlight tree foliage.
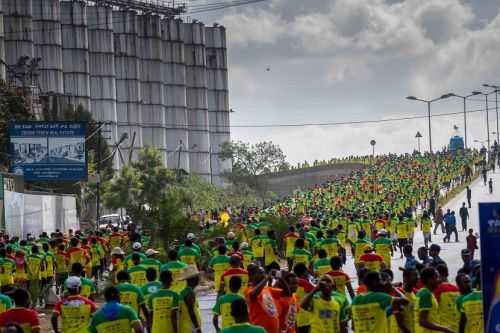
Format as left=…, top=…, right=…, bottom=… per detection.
left=220, top=141, right=288, bottom=176
left=0, top=81, right=33, bottom=171
left=102, top=147, right=176, bottom=226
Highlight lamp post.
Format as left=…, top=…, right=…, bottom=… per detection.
left=415, top=131, right=422, bottom=152
left=472, top=90, right=499, bottom=152
left=406, top=94, right=451, bottom=153
left=447, top=92, right=481, bottom=149
left=483, top=84, right=500, bottom=145
left=370, top=139, right=376, bottom=159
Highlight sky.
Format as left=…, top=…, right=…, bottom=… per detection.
left=190, top=0, right=500, bottom=165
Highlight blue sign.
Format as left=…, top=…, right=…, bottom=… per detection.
left=479, top=202, right=500, bottom=332
left=9, top=122, right=87, bottom=181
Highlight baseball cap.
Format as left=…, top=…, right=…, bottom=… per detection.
left=186, top=233, right=196, bottom=241
left=145, top=249, right=159, bottom=257
left=132, top=242, right=142, bottom=250
left=66, top=276, right=82, bottom=289
left=377, top=229, right=387, bottom=236
left=227, top=232, right=235, bottom=239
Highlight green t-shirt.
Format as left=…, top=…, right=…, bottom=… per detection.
left=161, top=261, right=188, bottom=293
left=0, top=294, right=13, bottom=313
left=220, top=322, right=266, bottom=333
left=148, top=289, right=179, bottom=333
left=141, top=281, right=162, bottom=298
left=124, top=252, right=147, bottom=267
left=292, top=248, right=313, bottom=267
left=313, top=258, right=331, bottom=276
left=178, top=247, right=200, bottom=266
left=352, top=291, right=393, bottom=332
left=116, top=283, right=145, bottom=314
left=88, top=302, right=139, bottom=333
left=142, top=258, right=162, bottom=275
left=127, top=265, right=148, bottom=287
left=213, top=293, right=245, bottom=329
left=415, top=287, right=440, bottom=328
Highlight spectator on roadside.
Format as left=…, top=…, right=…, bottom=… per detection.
left=459, top=203, right=469, bottom=232
left=466, top=229, right=478, bottom=259
left=433, top=207, right=445, bottom=235
left=443, top=211, right=458, bottom=243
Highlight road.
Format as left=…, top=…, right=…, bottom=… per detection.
left=199, top=170, right=499, bottom=332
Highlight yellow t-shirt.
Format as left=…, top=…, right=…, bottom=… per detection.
left=309, top=296, right=343, bottom=333
left=415, top=288, right=440, bottom=333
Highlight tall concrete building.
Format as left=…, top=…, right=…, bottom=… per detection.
left=2, top=0, right=231, bottom=185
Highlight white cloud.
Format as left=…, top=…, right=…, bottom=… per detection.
left=203, top=0, right=500, bottom=163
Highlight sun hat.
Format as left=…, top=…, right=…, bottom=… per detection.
left=145, top=248, right=159, bottom=257
left=177, top=265, right=201, bottom=281
left=111, top=247, right=125, bottom=255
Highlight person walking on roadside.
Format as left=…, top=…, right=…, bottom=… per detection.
left=433, top=207, right=445, bottom=235
left=443, top=211, right=458, bottom=243
left=489, top=178, right=494, bottom=194
left=482, top=167, right=488, bottom=186
left=466, top=229, right=478, bottom=259
left=459, top=203, right=469, bottom=232
left=466, top=186, right=472, bottom=208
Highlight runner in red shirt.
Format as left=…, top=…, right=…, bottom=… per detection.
left=220, top=255, right=249, bottom=295
left=359, top=247, right=385, bottom=272
left=0, top=289, right=40, bottom=333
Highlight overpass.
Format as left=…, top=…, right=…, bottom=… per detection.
left=257, top=163, right=365, bottom=198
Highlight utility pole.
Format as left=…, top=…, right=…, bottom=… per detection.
left=96, top=122, right=102, bottom=226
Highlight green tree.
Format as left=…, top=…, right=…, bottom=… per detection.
left=0, top=80, right=33, bottom=171
left=219, top=141, right=287, bottom=200
left=102, top=147, right=176, bottom=227
left=220, top=141, right=288, bottom=176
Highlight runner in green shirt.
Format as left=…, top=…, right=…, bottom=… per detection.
left=161, top=250, right=188, bottom=293
left=220, top=298, right=266, bottom=333
left=88, top=286, right=143, bottom=333
left=213, top=276, right=245, bottom=331
left=141, top=268, right=162, bottom=309
left=313, top=249, right=331, bottom=277
left=291, top=238, right=313, bottom=271
left=178, top=240, right=201, bottom=266
left=415, top=268, right=454, bottom=333
left=115, top=271, right=148, bottom=319
left=147, top=270, right=179, bottom=333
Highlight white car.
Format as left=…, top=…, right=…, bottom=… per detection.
left=98, top=214, right=131, bottom=230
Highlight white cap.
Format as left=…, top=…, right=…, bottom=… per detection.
left=145, top=248, right=159, bottom=257
left=227, top=232, right=235, bottom=239
left=132, top=242, right=142, bottom=250
left=187, top=233, right=196, bottom=241
left=111, top=247, right=125, bottom=255
left=66, top=276, right=81, bottom=289
left=378, top=229, right=387, bottom=235
left=240, top=242, right=249, bottom=249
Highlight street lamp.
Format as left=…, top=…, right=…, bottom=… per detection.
left=483, top=84, right=500, bottom=145
left=472, top=89, right=499, bottom=152
left=447, top=92, right=481, bottom=149
left=406, top=94, right=451, bottom=152
left=370, top=139, right=376, bottom=158
left=415, top=131, right=423, bottom=152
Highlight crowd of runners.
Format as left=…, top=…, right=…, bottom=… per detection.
left=0, top=149, right=491, bottom=333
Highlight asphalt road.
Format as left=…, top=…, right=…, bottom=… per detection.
left=199, top=170, right=500, bottom=332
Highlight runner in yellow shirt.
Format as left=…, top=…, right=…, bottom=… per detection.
left=147, top=270, right=179, bottom=333
left=300, top=275, right=348, bottom=333
left=415, top=268, right=454, bottom=333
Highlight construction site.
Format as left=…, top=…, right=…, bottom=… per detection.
left=0, top=0, right=232, bottom=185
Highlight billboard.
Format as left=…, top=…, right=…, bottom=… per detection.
left=9, top=122, right=87, bottom=181
left=479, top=202, right=500, bottom=332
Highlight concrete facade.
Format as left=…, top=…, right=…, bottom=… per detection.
left=2, top=1, right=231, bottom=183
left=258, top=163, right=365, bottom=198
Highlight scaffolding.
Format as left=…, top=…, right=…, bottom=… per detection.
left=89, top=0, right=186, bottom=17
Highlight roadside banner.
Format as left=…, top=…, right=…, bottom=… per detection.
left=479, top=202, right=500, bottom=332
